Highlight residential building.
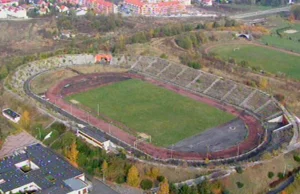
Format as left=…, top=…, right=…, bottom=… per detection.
left=0, top=144, right=90, bottom=194
left=123, top=0, right=186, bottom=15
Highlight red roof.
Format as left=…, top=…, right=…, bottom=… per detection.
left=124, top=0, right=144, bottom=7
left=86, top=0, right=113, bottom=7
left=157, top=1, right=180, bottom=7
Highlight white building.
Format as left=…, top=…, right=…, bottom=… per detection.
left=0, top=8, right=7, bottom=18
left=2, top=108, right=20, bottom=123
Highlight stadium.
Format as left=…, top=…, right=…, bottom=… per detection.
left=9, top=54, right=298, bottom=165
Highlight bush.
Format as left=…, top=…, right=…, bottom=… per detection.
left=160, top=53, right=168, bottom=59
left=235, top=166, right=243, bottom=174
left=278, top=172, right=285, bottom=179
left=187, top=62, right=201, bottom=69
left=157, top=175, right=165, bottom=182
left=293, top=155, right=300, bottom=162
left=268, top=172, right=274, bottom=179
left=236, top=182, right=244, bottom=188
left=140, top=179, right=153, bottom=190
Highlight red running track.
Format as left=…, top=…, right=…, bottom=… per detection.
left=46, top=72, right=263, bottom=160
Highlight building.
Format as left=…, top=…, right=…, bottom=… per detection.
left=0, top=5, right=28, bottom=18
left=0, top=144, right=90, bottom=194
left=123, top=0, right=186, bottom=15
left=2, top=108, right=20, bottom=123
left=0, top=8, right=7, bottom=18
left=59, top=0, right=117, bottom=14
left=76, top=125, right=116, bottom=152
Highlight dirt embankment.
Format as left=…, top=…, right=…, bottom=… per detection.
left=0, top=18, right=59, bottom=59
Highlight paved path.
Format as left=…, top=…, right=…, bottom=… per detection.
left=230, top=5, right=292, bottom=19
left=0, top=131, right=39, bottom=158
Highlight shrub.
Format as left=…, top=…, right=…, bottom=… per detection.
left=140, top=179, right=153, bottom=190
left=235, top=166, right=243, bottom=174
left=160, top=53, right=168, bottom=59
left=268, top=172, right=274, bottom=179
left=294, top=155, right=300, bottom=162
left=236, top=182, right=244, bottom=188
left=187, top=62, right=201, bottom=69
left=157, top=175, right=165, bottom=182
left=278, top=172, right=285, bottom=179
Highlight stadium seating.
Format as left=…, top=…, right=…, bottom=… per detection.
left=205, top=79, right=236, bottom=100
left=242, top=91, right=270, bottom=112
left=189, top=73, right=219, bottom=93
left=224, top=85, right=254, bottom=106
left=173, top=67, right=200, bottom=86
left=145, top=58, right=170, bottom=75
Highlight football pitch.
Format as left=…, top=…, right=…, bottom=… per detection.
left=66, top=79, right=235, bottom=147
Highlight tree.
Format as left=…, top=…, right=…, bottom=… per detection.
left=140, top=179, right=153, bottom=190
left=259, top=77, right=268, bottom=90
left=20, top=110, right=31, bottom=130
left=127, top=165, right=140, bottom=187
left=291, top=5, right=300, bottom=20
left=102, top=160, right=108, bottom=181
left=67, top=140, right=79, bottom=167
left=148, top=167, right=160, bottom=179
left=158, top=178, right=169, bottom=194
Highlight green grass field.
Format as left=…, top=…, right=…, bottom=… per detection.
left=66, top=79, right=235, bottom=147
left=260, top=22, right=300, bottom=53
left=210, top=44, right=300, bottom=80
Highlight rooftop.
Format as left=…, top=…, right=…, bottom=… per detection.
left=0, top=144, right=84, bottom=193
left=2, top=108, right=20, bottom=119
left=79, top=126, right=108, bottom=143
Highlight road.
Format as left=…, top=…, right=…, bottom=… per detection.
left=90, top=178, right=119, bottom=194
left=231, top=5, right=292, bottom=19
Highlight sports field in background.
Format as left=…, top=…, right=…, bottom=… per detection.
left=260, top=23, right=300, bottom=53
left=66, top=79, right=235, bottom=147
left=210, top=44, right=300, bottom=80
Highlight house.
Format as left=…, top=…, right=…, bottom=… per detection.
left=0, top=144, right=90, bottom=194
left=2, top=108, right=20, bottom=123
left=1, top=6, right=28, bottom=18
left=58, top=5, right=69, bottom=12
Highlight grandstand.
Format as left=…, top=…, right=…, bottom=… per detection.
left=9, top=54, right=296, bottom=164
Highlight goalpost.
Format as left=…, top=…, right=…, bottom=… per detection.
left=133, top=133, right=152, bottom=148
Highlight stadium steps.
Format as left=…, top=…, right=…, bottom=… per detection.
left=156, top=63, right=172, bottom=76
left=221, top=84, right=237, bottom=101
left=185, top=72, right=203, bottom=88
left=203, top=78, right=221, bottom=94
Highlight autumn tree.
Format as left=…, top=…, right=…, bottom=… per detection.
left=158, top=178, right=169, bottom=194
left=20, top=110, right=31, bottom=130
left=102, top=160, right=108, bottom=181
left=127, top=165, right=140, bottom=187
left=259, top=77, right=269, bottom=90
left=67, top=140, right=79, bottom=167
left=148, top=167, right=160, bottom=179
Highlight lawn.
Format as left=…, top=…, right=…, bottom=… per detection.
left=260, top=23, right=300, bottom=53
left=66, top=79, right=235, bottom=147
left=210, top=44, right=300, bottom=80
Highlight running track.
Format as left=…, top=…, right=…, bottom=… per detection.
left=46, top=72, right=263, bottom=160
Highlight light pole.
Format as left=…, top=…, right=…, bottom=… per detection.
left=171, top=144, right=174, bottom=159
left=97, top=104, right=99, bottom=116
left=206, top=145, right=210, bottom=159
